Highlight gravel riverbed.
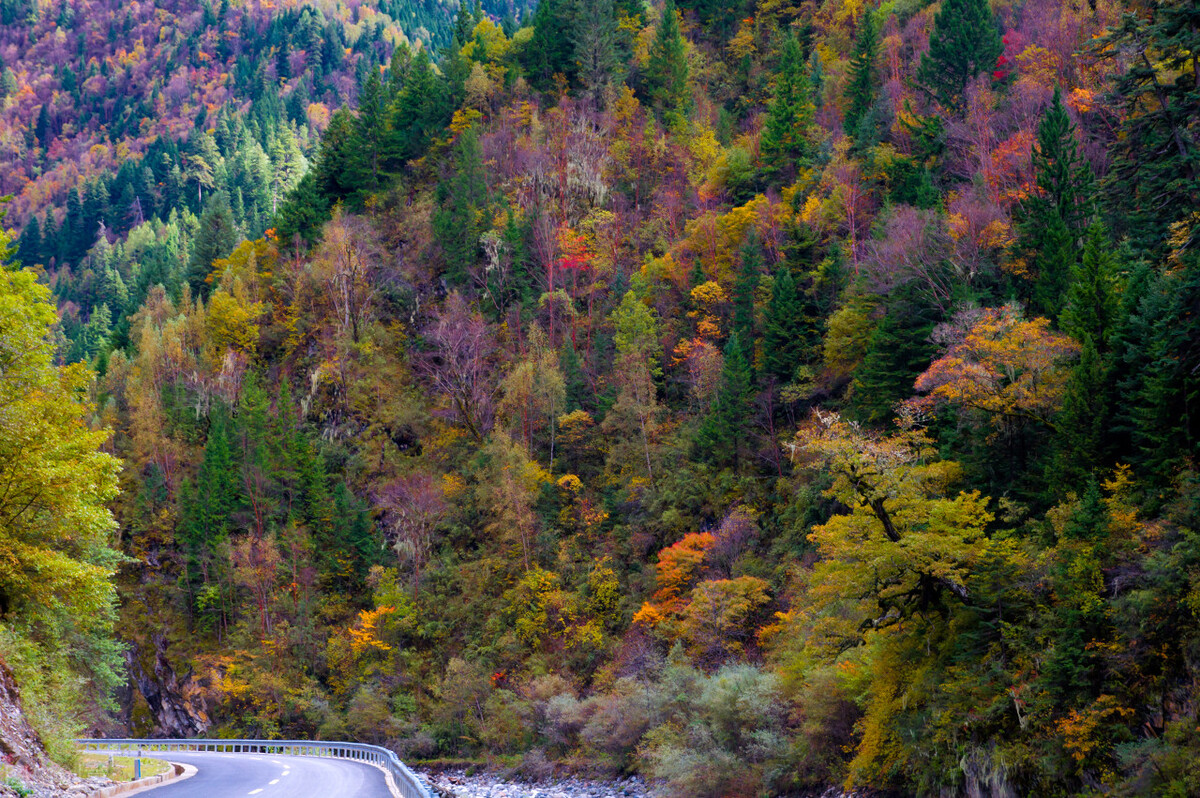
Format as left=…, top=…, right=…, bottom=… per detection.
left=424, top=770, right=650, bottom=798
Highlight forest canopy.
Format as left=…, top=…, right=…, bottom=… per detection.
left=5, top=0, right=1200, bottom=795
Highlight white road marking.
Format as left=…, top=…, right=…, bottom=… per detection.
left=281, top=771, right=290, bottom=776
left=249, top=791, right=263, bottom=796
left=269, top=779, right=279, bottom=785
left=271, top=760, right=283, bottom=765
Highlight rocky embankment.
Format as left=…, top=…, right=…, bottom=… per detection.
left=0, top=661, right=113, bottom=798
left=425, top=770, right=649, bottom=798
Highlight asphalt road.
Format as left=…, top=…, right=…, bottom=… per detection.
left=139, top=751, right=395, bottom=798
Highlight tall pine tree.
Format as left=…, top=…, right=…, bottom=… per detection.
left=1015, top=87, right=1094, bottom=319
left=843, top=12, right=880, bottom=142
left=645, top=0, right=690, bottom=121
left=695, top=332, right=754, bottom=468
left=916, top=0, right=1002, bottom=111
left=761, top=267, right=812, bottom=383
left=760, top=35, right=814, bottom=183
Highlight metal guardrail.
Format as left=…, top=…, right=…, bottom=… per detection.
left=77, top=738, right=433, bottom=798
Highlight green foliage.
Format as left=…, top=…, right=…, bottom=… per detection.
left=760, top=34, right=814, bottom=182
left=761, top=267, right=815, bottom=384
left=694, top=333, right=753, bottom=468
left=187, top=195, right=238, bottom=297
left=1099, top=2, right=1200, bottom=255
left=15, top=0, right=1200, bottom=793
left=915, top=0, right=1002, bottom=111
left=0, top=266, right=123, bottom=758
left=645, top=0, right=691, bottom=121
left=843, top=13, right=880, bottom=141
left=433, top=128, right=489, bottom=286
left=1015, top=87, right=1095, bottom=318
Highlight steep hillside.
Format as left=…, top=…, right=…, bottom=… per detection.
left=7, top=0, right=1200, bottom=795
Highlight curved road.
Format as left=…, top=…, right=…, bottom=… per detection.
left=139, top=751, right=394, bottom=798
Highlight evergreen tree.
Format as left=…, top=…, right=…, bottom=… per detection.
left=313, top=109, right=358, bottom=201
left=1016, top=87, right=1094, bottom=319
left=187, top=194, right=238, bottom=297
left=561, top=344, right=590, bottom=412
left=35, top=103, right=52, bottom=149
left=915, top=0, right=1002, bottom=111
left=850, top=295, right=937, bottom=424
left=16, top=215, right=40, bottom=268
left=695, top=332, right=754, bottom=468
left=1061, top=223, right=1120, bottom=348
left=350, top=69, right=388, bottom=198
left=1049, top=337, right=1111, bottom=496
left=521, top=0, right=577, bottom=91
left=1099, top=2, right=1200, bottom=254
left=387, top=49, right=451, bottom=165
left=387, top=42, right=413, bottom=98
left=40, top=210, right=57, bottom=265
left=453, top=1, right=473, bottom=45
left=180, top=407, right=241, bottom=568
left=761, top=267, right=812, bottom=383
left=1126, top=266, right=1200, bottom=487
left=433, top=128, right=488, bottom=286
left=62, top=187, right=85, bottom=263
left=645, top=0, right=690, bottom=120
left=0, top=67, right=15, bottom=99
left=843, top=12, right=880, bottom=140
left=732, top=232, right=762, bottom=364
left=574, top=0, right=620, bottom=103
left=274, top=171, right=329, bottom=245
left=760, top=35, right=814, bottom=182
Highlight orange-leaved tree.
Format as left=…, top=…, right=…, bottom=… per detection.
left=906, top=303, right=1079, bottom=435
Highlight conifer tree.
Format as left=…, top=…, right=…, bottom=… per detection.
left=187, top=195, right=238, bottom=297
left=453, top=0, right=473, bottom=45
left=761, top=267, right=811, bottom=383
left=1061, top=223, right=1120, bottom=348
left=35, top=103, right=52, bottom=149
left=695, top=332, right=753, bottom=467
left=843, top=12, right=880, bottom=140
left=916, top=0, right=1002, bottom=111
left=181, top=407, right=241, bottom=568
left=732, top=232, right=762, bottom=364
left=16, top=215, right=40, bottom=267
left=560, top=344, right=590, bottom=412
left=1099, top=1, right=1200, bottom=254
left=760, top=35, right=814, bottom=181
left=645, top=0, right=690, bottom=120
left=1016, top=87, right=1094, bottom=319
left=1049, top=338, right=1110, bottom=496
left=350, top=69, right=388, bottom=196
left=387, top=49, right=451, bottom=164
left=522, top=0, right=578, bottom=91
left=850, top=294, right=936, bottom=424
left=574, top=0, right=620, bottom=103
left=433, top=128, right=488, bottom=286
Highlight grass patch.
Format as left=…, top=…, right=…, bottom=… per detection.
left=77, top=754, right=173, bottom=782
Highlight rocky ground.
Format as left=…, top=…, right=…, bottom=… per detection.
left=0, top=661, right=116, bottom=798
left=423, top=769, right=874, bottom=798
left=425, top=770, right=649, bottom=798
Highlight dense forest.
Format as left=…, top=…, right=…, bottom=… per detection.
left=3, top=0, right=1200, bottom=795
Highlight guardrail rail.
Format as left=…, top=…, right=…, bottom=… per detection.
left=77, top=738, right=433, bottom=798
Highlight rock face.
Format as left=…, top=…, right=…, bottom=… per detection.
left=124, top=636, right=210, bottom=738
left=0, top=658, right=110, bottom=798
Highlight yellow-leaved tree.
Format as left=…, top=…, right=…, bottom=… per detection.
left=782, top=410, right=1004, bottom=787
left=791, top=410, right=993, bottom=654
left=0, top=263, right=123, bottom=756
